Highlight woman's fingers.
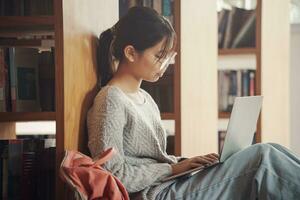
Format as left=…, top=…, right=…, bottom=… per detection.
left=194, top=156, right=214, bottom=164
left=190, top=162, right=204, bottom=168
left=206, top=153, right=219, bottom=161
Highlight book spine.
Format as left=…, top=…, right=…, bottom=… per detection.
left=2, top=149, right=8, bottom=200
left=223, top=8, right=236, bottom=48
left=242, top=70, right=249, bottom=96
left=119, top=0, right=129, bottom=18
left=0, top=48, right=6, bottom=112
left=162, top=0, right=172, bottom=16
left=236, top=70, right=242, bottom=97
left=153, top=0, right=162, bottom=15
left=227, top=71, right=237, bottom=111
left=8, top=48, right=16, bottom=112
left=220, top=71, right=230, bottom=112
left=8, top=140, right=23, bottom=200
left=249, top=70, right=255, bottom=96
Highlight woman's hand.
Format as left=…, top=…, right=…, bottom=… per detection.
left=170, top=153, right=219, bottom=175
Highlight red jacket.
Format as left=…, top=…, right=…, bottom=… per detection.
left=60, top=148, right=129, bottom=200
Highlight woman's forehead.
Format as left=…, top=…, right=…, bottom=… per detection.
left=154, top=38, right=168, bottom=52
left=155, top=37, right=174, bottom=54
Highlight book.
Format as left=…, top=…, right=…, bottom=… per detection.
left=229, top=8, right=255, bottom=47
left=119, top=0, right=129, bottom=18
left=38, top=50, right=55, bottom=111
left=218, top=10, right=229, bottom=48
left=162, top=0, right=172, bottom=16
left=227, top=70, right=237, bottom=111
left=0, top=48, right=9, bottom=112
left=242, top=69, right=249, bottom=96
left=223, top=8, right=236, bottom=48
left=7, top=140, right=23, bottom=200
left=9, top=48, right=41, bottom=112
left=218, top=70, right=230, bottom=112
left=153, top=0, right=162, bottom=15
left=236, top=70, right=242, bottom=97
left=0, top=140, right=9, bottom=199
left=21, top=152, right=36, bottom=200
left=0, top=0, right=53, bottom=16
left=249, top=70, right=255, bottom=96
left=231, top=12, right=256, bottom=48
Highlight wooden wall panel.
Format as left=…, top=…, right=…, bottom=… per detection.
left=261, top=0, right=290, bottom=147
left=180, top=0, right=218, bottom=157
left=0, top=123, right=16, bottom=139
left=62, top=0, right=118, bottom=152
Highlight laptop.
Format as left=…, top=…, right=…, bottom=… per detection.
left=162, top=96, right=263, bottom=182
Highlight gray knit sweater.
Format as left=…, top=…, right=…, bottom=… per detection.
left=87, top=85, right=178, bottom=199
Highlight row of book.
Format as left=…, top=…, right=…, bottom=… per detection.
left=0, top=0, right=53, bottom=16
left=218, top=69, right=256, bottom=112
left=0, top=137, right=55, bottom=200
left=119, top=0, right=174, bottom=25
left=0, top=47, right=55, bottom=112
left=218, top=7, right=256, bottom=49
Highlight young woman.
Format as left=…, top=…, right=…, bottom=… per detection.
left=87, top=6, right=300, bottom=200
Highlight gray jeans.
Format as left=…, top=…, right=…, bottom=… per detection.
left=156, top=143, right=300, bottom=200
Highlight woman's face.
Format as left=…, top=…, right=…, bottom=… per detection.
left=133, top=37, right=175, bottom=82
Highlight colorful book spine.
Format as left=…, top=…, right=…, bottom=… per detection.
left=249, top=70, right=255, bottom=96
left=162, top=0, right=172, bottom=16
left=242, top=69, right=249, bottom=96
left=218, top=69, right=256, bottom=112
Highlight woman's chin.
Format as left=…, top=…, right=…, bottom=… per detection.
left=144, top=75, right=160, bottom=83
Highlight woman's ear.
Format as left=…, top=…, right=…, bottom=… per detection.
left=124, top=45, right=136, bottom=62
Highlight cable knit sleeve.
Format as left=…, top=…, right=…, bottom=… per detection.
left=87, top=88, right=172, bottom=193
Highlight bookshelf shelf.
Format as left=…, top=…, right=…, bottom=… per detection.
left=0, top=112, right=56, bottom=122
left=218, top=111, right=230, bottom=119
left=218, top=48, right=257, bottom=55
left=161, top=113, right=175, bottom=120
left=0, top=38, right=44, bottom=47
left=0, top=16, right=54, bottom=27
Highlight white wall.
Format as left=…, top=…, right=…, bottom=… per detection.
left=290, top=24, right=300, bottom=156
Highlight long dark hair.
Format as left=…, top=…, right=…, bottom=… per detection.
left=97, top=6, right=176, bottom=87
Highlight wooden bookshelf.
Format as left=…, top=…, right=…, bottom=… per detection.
left=217, top=0, right=262, bottom=145
left=0, top=16, right=54, bottom=27
left=0, top=38, right=47, bottom=47
left=218, top=111, right=230, bottom=119
left=0, top=0, right=119, bottom=199
left=161, top=113, right=175, bottom=120
left=218, top=48, right=257, bottom=55
left=0, top=112, right=56, bottom=122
